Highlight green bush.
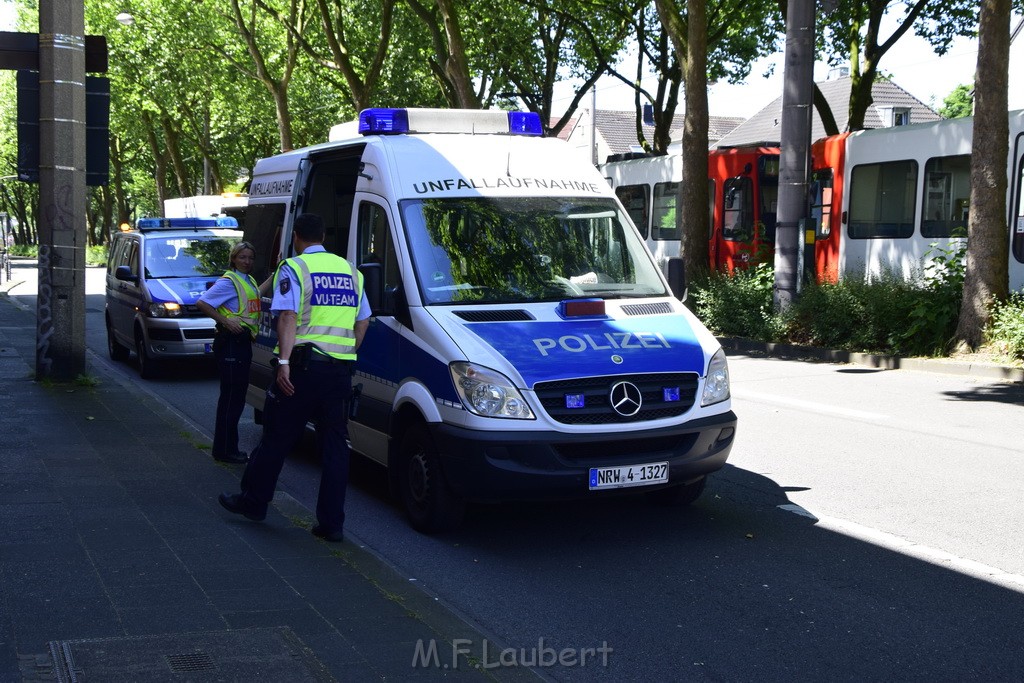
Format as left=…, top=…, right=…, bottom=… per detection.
left=900, top=240, right=966, bottom=356
left=691, top=240, right=971, bottom=358
left=85, top=245, right=107, bottom=266
left=7, top=244, right=38, bottom=257
left=788, top=275, right=926, bottom=354
left=692, top=262, right=785, bottom=342
left=988, top=292, right=1024, bottom=361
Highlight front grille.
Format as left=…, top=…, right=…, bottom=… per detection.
left=535, top=372, right=698, bottom=424
left=183, top=328, right=215, bottom=340
left=149, top=328, right=181, bottom=342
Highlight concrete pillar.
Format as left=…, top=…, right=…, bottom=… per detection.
left=36, top=0, right=87, bottom=380
left=773, top=0, right=815, bottom=312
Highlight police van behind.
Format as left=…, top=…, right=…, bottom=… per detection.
left=105, top=217, right=242, bottom=378
left=243, top=108, right=736, bottom=533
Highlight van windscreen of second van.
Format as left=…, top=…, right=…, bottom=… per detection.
left=400, top=197, right=668, bottom=305
left=144, top=236, right=237, bottom=278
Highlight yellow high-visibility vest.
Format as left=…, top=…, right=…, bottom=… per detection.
left=217, top=270, right=260, bottom=338
left=279, top=251, right=363, bottom=360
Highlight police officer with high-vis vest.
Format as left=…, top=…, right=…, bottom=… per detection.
left=220, top=214, right=370, bottom=543
left=197, top=241, right=271, bottom=464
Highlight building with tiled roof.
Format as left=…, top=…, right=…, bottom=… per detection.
left=562, top=109, right=744, bottom=165
left=712, top=75, right=941, bottom=148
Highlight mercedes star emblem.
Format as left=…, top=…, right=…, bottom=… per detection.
left=609, top=381, right=642, bottom=417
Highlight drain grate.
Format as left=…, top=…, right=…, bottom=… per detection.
left=45, top=627, right=333, bottom=681
left=165, top=651, right=216, bottom=673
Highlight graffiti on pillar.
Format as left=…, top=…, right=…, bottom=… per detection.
left=36, top=242, right=53, bottom=374
left=36, top=181, right=75, bottom=375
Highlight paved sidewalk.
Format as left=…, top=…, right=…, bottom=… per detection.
left=0, top=292, right=535, bottom=682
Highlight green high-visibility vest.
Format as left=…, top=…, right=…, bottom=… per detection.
left=279, top=251, right=363, bottom=360
left=216, top=270, right=260, bottom=338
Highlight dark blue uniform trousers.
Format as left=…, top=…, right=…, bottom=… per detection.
left=239, top=360, right=352, bottom=533
left=211, top=330, right=252, bottom=459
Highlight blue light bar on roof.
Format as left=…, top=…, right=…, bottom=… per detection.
left=358, top=108, right=543, bottom=137
left=136, top=217, right=239, bottom=230
left=358, top=108, right=410, bottom=134
left=508, top=111, right=543, bottom=136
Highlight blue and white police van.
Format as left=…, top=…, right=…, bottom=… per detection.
left=105, top=216, right=242, bottom=378
left=242, top=108, right=736, bottom=533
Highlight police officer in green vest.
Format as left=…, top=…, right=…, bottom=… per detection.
left=197, top=241, right=270, bottom=464
left=219, top=214, right=370, bottom=543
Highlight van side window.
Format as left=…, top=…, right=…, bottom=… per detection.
left=357, top=201, right=400, bottom=290
left=127, top=241, right=140, bottom=277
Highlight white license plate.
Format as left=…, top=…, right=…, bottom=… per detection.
left=589, top=462, right=668, bottom=490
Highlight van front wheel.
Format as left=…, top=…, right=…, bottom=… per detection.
left=107, top=318, right=130, bottom=362
left=399, top=423, right=465, bottom=534
left=135, top=330, right=160, bottom=379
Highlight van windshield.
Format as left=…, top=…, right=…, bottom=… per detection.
left=399, top=197, right=668, bottom=305
left=143, top=236, right=238, bottom=279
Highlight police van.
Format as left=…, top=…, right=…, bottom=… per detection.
left=105, top=216, right=242, bottom=378
left=242, top=108, right=737, bottom=533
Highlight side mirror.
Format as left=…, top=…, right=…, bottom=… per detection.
left=358, top=262, right=387, bottom=315
left=115, top=265, right=138, bottom=284
left=667, top=257, right=687, bottom=302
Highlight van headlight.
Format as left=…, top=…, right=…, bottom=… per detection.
left=450, top=362, right=534, bottom=419
left=701, top=348, right=731, bottom=406
left=147, top=302, right=182, bottom=318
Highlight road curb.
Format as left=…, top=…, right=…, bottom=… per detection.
left=719, top=336, right=1024, bottom=383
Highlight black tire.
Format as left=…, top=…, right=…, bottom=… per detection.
left=135, top=329, right=160, bottom=379
left=106, top=319, right=130, bottom=361
left=399, top=423, right=465, bottom=534
left=645, top=475, right=707, bottom=507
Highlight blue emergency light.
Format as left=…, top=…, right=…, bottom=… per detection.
left=135, top=217, right=239, bottom=230
left=358, top=108, right=543, bottom=137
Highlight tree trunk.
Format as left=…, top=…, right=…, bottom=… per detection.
left=435, top=0, right=479, bottom=108
left=680, top=0, right=710, bottom=286
left=955, top=0, right=1010, bottom=350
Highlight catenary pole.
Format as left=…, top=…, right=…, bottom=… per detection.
left=36, top=0, right=87, bottom=380
left=773, top=0, right=816, bottom=311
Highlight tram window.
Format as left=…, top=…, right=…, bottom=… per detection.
left=810, top=170, right=833, bottom=239
left=723, top=176, right=754, bottom=241
left=848, top=160, right=917, bottom=239
left=921, top=154, right=970, bottom=238
left=615, top=184, right=650, bottom=239
left=652, top=182, right=679, bottom=240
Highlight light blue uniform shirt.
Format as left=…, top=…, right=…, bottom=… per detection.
left=271, top=245, right=371, bottom=321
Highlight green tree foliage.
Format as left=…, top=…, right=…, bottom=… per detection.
left=940, top=83, right=974, bottom=118
left=815, top=0, right=998, bottom=132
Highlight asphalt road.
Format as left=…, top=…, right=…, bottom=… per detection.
left=6, top=258, right=1024, bottom=680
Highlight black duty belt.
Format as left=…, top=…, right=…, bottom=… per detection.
left=308, top=352, right=351, bottom=365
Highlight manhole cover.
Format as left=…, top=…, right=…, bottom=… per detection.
left=46, top=627, right=333, bottom=682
